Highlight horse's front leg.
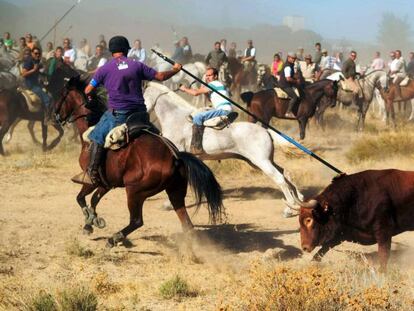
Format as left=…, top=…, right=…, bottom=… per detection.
left=46, top=123, right=64, bottom=151
left=76, top=184, right=99, bottom=234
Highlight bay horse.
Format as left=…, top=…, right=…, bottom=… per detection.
left=54, top=77, right=224, bottom=247
left=240, top=79, right=338, bottom=140
left=0, top=63, right=78, bottom=155
left=226, top=57, right=258, bottom=99
left=380, top=79, right=414, bottom=127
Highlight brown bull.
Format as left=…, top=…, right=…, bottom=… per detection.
left=298, top=169, right=414, bottom=271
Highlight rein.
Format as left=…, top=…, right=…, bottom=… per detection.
left=55, top=87, right=88, bottom=126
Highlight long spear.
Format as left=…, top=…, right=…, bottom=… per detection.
left=151, top=49, right=343, bottom=175
left=39, top=0, right=82, bottom=43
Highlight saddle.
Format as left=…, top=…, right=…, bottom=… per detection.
left=273, top=87, right=300, bottom=99
left=203, top=111, right=239, bottom=130
left=83, top=111, right=160, bottom=150
left=17, top=87, right=42, bottom=112
left=187, top=109, right=239, bottom=130
left=399, top=76, right=410, bottom=86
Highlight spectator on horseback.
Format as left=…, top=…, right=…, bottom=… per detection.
left=271, top=53, right=284, bottom=79
left=220, top=39, right=228, bottom=55
left=25, top=33, right=35, bottom=50
left=84, top=35, right=182, bottom=186
left=342, top=50, right=362, bottom=100
left=63, top=38, right=76, bottom=66
left=205, top=41, right=228, bottom=69
left=179, top=67, right=233, bottom=155
left=406, top=52, right=414, bottom=79
left=127, top=39, right=146, bottom=63
left=389, top=50, right=407, bottom=99
left=279, top=52, right=301, bottom=118
left=17, top=37, right=27, bottom=62
left=181, top=36, right=193, bottom=64
left=87, top=44, right=108, bottom=74
left=313, top=42, right=322, bottom=65
left=42, top=42, right=54, bottom=61
left=46, top=46, right=64, bottom=77
left=228, top=42, right=237, bottom=59
left=299, top=54, right=317, bottom=83
left=21, top=47, right=51, bottom=123
left=3, top=32, right=13, bottom=51
left=240, top=39, right=256, bottom=73
left=371, top=51, right=385, bottom=70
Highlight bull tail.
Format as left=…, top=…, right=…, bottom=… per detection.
left=178, top=152, right=224, bottom=223
left=240, top=91, right=254, bottom=107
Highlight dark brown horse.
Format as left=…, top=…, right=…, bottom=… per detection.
left=0, top=63, right=78, bottom=155
left=54, top=77, right=224, bottom=247
left=380, top=79, right=414, bottom=127
left=240, top=79, right=338, bottom=140
left=227, top=57, right=257, bottom=99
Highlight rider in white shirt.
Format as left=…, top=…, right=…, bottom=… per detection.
left=127, top=39, right=146, bottom=63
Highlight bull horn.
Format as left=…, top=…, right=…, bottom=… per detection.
left=293, top=197, right=318, bottom=209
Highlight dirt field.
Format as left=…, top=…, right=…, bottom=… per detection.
left=2, top=108, right=414, bottom=310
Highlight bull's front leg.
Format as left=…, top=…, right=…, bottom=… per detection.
left=376, top=236, right=392, bottom=273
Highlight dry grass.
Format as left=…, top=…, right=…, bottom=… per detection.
left=65, top=238, right=94, bottom=259
left=232, top=259, right=414, bottom=311
left=159, top=275, right=198, bottom=300
left=346, top=130, right=414, bottom=164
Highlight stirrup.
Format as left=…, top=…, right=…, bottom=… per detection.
left=71, top=171, right=93, bottom=185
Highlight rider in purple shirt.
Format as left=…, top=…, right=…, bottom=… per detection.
left=84, top=35, right=181, bottom=186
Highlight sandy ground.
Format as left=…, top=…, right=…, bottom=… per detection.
left=2, top=109, right=414, bottom=310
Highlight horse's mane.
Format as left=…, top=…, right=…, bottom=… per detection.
left=147, top=82, right=195, bottom=111
left=306, top=79, right=333, bottom=89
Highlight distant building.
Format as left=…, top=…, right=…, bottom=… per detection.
left=283, top=15, right=305, bottom=32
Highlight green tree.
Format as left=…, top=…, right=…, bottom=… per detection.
left=378, top=12, right=411, bottom=51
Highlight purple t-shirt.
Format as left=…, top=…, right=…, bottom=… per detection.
left=91, top=56, right=156, bottom=110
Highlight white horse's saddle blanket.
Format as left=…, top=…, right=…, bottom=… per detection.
left=400, top=77, right=410, bottom=86
left=17, top=87, right=42, bottom=112
left=203, top=111, right=239, bottom=130
left=273, top=87, right=299, bottom=99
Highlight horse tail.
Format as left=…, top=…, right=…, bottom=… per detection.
left=178, top=152, right=224, bottom=223
left=266, top=130, right=308, bottom=158
left=240, top=91, right=254, bottom=107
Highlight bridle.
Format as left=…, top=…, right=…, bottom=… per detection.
left=54, top=82, right=88, bottom=126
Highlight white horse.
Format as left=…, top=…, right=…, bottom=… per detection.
left=144, top=82, right=304, bottom=216
left=148, top=46, right=207, bottom=108
left=327, top=70, right=387, bottom=130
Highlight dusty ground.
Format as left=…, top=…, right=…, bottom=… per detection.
left=1, top=108, right=414, bottom=310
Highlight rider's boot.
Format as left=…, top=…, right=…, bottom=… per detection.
left=395, top=85, right=402, bottom=100
left=190, top=124, right=204, bottom=155
left=87, top=141, right=105, bottom=186
left=284, top=98, right=296, bottom=118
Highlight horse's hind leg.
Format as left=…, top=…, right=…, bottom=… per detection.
left=41, top=122, right=48, bottom=151
left=0, top=120, right=11, bottom=155
left=166, top=173, right=194, bottom=232
left=107, top=187, right=145, bottom=248
left=27, top=121, right=41, bottom=145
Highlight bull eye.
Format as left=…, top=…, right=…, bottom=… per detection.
left=305, top=217, right=313, bottom=227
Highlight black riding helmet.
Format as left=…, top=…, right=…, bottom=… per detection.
left=108, top=35, right=131, bottom=54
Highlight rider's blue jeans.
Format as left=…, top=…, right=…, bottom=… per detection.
left=88, top=110, right=130, bottom=146
left=193, top=109, right=230, bottom=126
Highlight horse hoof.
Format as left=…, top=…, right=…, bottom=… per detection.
left=93, top=217, right=106, bottom=229
left=106, top=238, right=115, bottom=248
left=83, top=224, right=94, bottom=235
